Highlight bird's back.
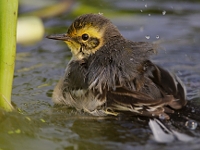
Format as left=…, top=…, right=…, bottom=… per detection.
left=86, top=39, right=187, bottom=119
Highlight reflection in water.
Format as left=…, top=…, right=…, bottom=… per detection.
left=69, top=116, right=150, bottom=149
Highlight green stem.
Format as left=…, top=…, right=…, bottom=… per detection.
left=0, top=0, right=18, bottom=111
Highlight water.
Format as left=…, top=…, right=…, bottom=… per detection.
left=162, top=10, right=166, bottom=15
left=145, top=35, right=150, bottom=39
left=2, top=0, right=200, bottom=149
left=185, top=120, right=198, bottom=130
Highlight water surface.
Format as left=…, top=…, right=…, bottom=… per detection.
left=2, top=0, right=200, bottom=149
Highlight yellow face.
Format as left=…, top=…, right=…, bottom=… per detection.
left=46, top=14, right=121, bottom=60
left=64, top=24, right=105, bottom=60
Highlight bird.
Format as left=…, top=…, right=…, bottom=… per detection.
left=46, top=13, right=187, bottom=119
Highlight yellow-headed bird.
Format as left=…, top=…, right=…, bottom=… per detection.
left=47, top=14, right=187, bottom=119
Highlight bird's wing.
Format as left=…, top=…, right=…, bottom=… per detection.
left=143, top=60, right=187, bottom=109
left=107, top=87, right=174, bottom=119
left=87, top=41, right=156, bottom=93
left=107, top=60, right=187, bottom=119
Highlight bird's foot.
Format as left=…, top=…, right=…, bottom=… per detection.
left=83, top=107, right=119, bottom=116
left=84, top=108, right=107, bottom=116
left=103, top=107, right=119, bottom=116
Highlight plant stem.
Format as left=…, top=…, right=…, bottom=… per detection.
left=0, top=0, right=18, bottom=111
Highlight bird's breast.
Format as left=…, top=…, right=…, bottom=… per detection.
left=70, top=89, right=88, bottom=97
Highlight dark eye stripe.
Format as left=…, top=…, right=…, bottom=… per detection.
left=88, top=37, right=100, bottom=49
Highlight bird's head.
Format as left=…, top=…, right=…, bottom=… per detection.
left=47, top=14, right=122, bottom=60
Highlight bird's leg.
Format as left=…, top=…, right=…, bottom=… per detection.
left=83, top=107, right=119, bottom=116
left=103, top=107, right=119, bottom=116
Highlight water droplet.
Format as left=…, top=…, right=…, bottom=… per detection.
left=143, top=66, right=146, bottom=71
left=156, top=35, right=159, bottom=39
left=148, top=14, right=151, bottom=16
left=159, top=114, right=167, bottom=120
left=162, top=10, right=166, bottom=15
left=140, top=10, right=143, bottom=12
left=145, top=35, right=150, bottom=39
left=185, top=120, right=198, bottom=130
left=145, top=4, right=147, bottom=8
left=191, top=107, right=196, bottom=113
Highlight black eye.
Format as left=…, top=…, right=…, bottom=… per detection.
left=82, top=34, right=89, bottom=41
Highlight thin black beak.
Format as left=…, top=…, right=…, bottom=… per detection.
left=46, top=34, right=71, bottom=41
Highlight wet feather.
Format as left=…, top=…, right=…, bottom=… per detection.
left=48, top=14, right=187, bottom=119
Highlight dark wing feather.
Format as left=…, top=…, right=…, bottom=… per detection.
left=107, top=87, right=175, bottom=119
left=144, top=60, right=187, bottom=109
left=106, top=60, right=187, bottom=118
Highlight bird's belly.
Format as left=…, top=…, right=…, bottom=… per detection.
left=68, top=89, right=106, bottom=112
left=71, top=89, right=87, bottom=97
